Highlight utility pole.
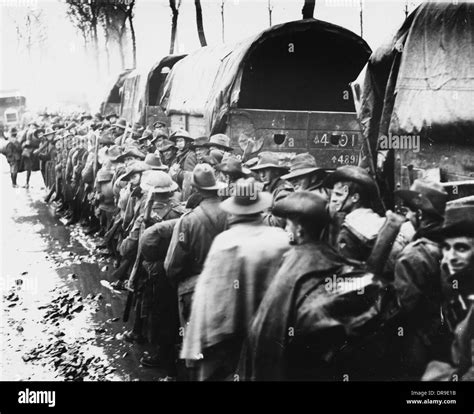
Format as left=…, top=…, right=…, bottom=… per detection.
left=360, top=0, right=364, bottom=38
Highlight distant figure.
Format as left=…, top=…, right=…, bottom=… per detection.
left=4, top=128, right=22, bottom=188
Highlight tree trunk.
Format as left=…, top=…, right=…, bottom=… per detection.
left=92, top=21, right=101, bottom=81
left=169, top=0, right=179, bottom=54
left=268, top=0, right=272, bottom=27
left=194, top=0, right=207, bottom=47
left=220, top=0, right=225, bottom=42
left=128, top=12, right=137, bottom=68
left=302, top=0, right=315, bottom=19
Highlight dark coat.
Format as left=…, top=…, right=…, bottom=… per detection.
left=165, top=196, right=228, bottom=288
left=238, top=242, right=351, bottom=381
left=5, top=141, right=22, bottom=164
left=393, top=236, right=448, bottom=378
left=238, top=241, right=401, bottom=381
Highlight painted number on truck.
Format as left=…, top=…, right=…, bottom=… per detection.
left=312, top=133, right=358, bottom=148
left=331, top=154, right=358, bottom=165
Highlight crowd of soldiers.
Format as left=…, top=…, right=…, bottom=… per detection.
left=1, top=112, right=474, bottom=381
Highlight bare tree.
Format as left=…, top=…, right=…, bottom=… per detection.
left=122, top=1, right=136, bottom=68
left=221, top=0, right=225, bottom=42
left=169, top=0, right=182, bottom=54
left=100, top=5, right=129, bottom=70
left=302, top=0, right=315, bottom=19
left=66, top=1, right=102, bottom=77
left=13, top=7, right=47, bottom=59
left=268, top=0, right=273, bottom=27
left=194, top=0, right=207, bottom=47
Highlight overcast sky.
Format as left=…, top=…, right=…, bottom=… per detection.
left=0, top=0, right=422, bottom=111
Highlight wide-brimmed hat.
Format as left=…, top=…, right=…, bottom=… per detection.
left=131, top=122, right=145, bottom=138
left=113, top=118, right=128, bottom=129
left=80, top=114, right=93, bottom=122
left=153, top=121, right=167, bottom=129
left=204, top=134, right=232, bottom=151
left=170, top=129, right=193, bottom=142
left=192, top=136, right=209, bottom=148
left=115, top=146, right=146, bottom=162
left=44, top=127, right=55, bottom=138
left=394, top=179, right=448, bottom=218
left=217, top=157, right=251, bottom=177
left=65, top=122, right=77, bottom=131
left=97, top=169, right=114, bottom=183
left=437, top=196, right=474, bottom=238
left=250, top=152, right=289, bottom=171
left=281, top=153, right=325, bottom=180
left=323, top=165, right=377, bottom=195
left=273, top=191, right=329, bottom=222
left=139, top=128, right=153, bottom=142
left=105, top=113, right=118, bottom=121
left=140, top=170, right=178, bottom=193
left=10, top=127, right=18, bottom=135
left=104, top=145, right=123, bottom=162
left=119, top=160, right=151, bottom=181
left=159, top=139, right=177, bottom=152
left=144, top=153, right=168, bottom=171
left=220, top=178, right=272, bottom=215
left=191, top=163, right=226, bottom=191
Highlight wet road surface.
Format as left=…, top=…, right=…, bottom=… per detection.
left=0, top=159, right=169, bottom=381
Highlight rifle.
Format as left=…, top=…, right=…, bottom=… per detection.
left=123, top=191, right=155, bottom=322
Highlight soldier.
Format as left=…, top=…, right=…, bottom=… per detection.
left=323, top=165, right=385, bottom=261
left=4, top=127, right=22, bottom=188
left=169, top=129, right=197, bottom=173
left=202, top=133, right=233, bottom=154
left=250, top=152, right=294, bottom=227
left=216, top=157, right=251, bottom=191
left=120, top=171, right=184, bottom=351
left=181, top=178, right=290, bottom=380
left=138, top=128, right=154, bottom=153
left=238, top=191, right=397, bottom=381
left=192, top=136, right=210, bottom=163
left=165, top=164, right=227, bottom=329
left=422, top=197, right=474, bottom=381
left=112, top=118, right=128, bottom=145
left=280, top=153, right=330, bottom=200
left=158, top=139, right=178, bottom=169
left=152, top=121, right=168, bottom=149
left=392, top=179, right=449, bottom=379
left=169, top=129, right=197, bottom=201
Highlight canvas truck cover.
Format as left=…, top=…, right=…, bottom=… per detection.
left=120, top=55, right=186, bottom=126
left=352, top=2, right=474, bottom=200
left=161, top=19, right=371, bottom=134
left=99, top=69, right=133, bottom=116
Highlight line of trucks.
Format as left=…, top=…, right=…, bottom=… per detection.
left=8, top=2, right=474, bottom=206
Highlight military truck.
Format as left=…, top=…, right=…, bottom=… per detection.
left=161, top=19, right=371, bottom=167
left=352, top=2, right=474, bottom=207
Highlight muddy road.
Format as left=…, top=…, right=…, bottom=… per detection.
left=0, top=159, right=168, bottom=381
